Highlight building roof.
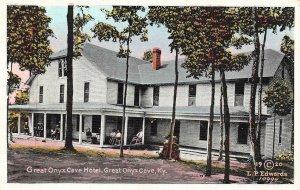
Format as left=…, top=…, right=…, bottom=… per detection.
left=49, top=43, right=285, bottom=85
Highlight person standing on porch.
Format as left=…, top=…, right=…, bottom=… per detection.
left=24, top=122, right=29, bottom=135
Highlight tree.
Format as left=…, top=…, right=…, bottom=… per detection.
left=142, top=49, right=153, bottom=62
left=218, top=80, right=224, bottom=161
left=232, top=7, right=294, bottom=166
left=180, top=7, right=251, bottom=182
left=15, top=90, right=29, bottom=105
left=64, top=6, right=93, bottom=151
left=263, top=78, right=293, bottom=158
left=7, top=6, right=54, bottom=75
left=280, top=35, right=294, bottom=152
left=92, top=6, right=148, bottom=157
left=7, top=5, right=53, bottom=147
left=148, top=6, right=190, bottom=160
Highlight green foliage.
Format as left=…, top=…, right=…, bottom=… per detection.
left=229, top=7, right=294, bottom=36
left=142, top=49, right=152, bottom=63
left=92, top=6, right=148, bottom=58
left=263, top=79, right=293, bottom=116
left=7, top=71, right=21, bottom=94
left=171, top=7, right=251, bottom=78
left=7, top=6, right=54, bottom=74
left=148, top=6, right=190, bottom=52
left=15, top=90, right=29, bottom=105
left=276, top=151, right=293, bottom=163
left=74, top=6, right=94, bottom=58
left=280, top=35, right=294, bottom=61
left=8, top=112, right=19, bottom=130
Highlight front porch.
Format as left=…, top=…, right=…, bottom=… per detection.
left=9, top=111, right=147, bottom=148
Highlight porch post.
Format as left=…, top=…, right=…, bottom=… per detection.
left=17, top=112, right=21, bottom=135
left=124, top=116, right=129, bottom=145
left=27, top=114, right=31, bottom=135
left=31, top=113, right=34, bottom=137
left=43, top=113, right=47, bottom=139
left=100, top=115, right=106, bottom=147
left=142, top=115, right=145, bottom=144
left=206, top=119, right=210, bottom=157
left=79, top=114, right=82, bottom=144
left=60, top=114, right=63, bottom=141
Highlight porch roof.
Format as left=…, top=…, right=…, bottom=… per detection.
left=8, top=103, right=269, bottom=118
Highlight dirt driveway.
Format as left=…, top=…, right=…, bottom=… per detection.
left=7, top=138, right=250, bottom=183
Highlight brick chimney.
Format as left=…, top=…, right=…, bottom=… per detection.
left=152, top=48, right=161, bottom=70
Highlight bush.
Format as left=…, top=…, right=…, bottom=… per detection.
left=276, top=151, right=294, bottom=163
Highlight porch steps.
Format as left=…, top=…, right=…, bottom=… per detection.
left=179, top=147, right=250, bottom=161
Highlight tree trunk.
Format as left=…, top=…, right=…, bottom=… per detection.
left=120, top=23, right=132, bottom=158
left=206, top=62, right=215, bottom=176
left=168, top=48, right=179, bottom=160
left=257, top=26, right=267, bottom=161
left=272, top=113, right=276, bottom=159
left=249, top=7, right=261, bottom=168
left=218, top=74, right=224, bottom=161
left=64, top=5, right=74, bottom=151
left=220, top=69, right=231, bottom=184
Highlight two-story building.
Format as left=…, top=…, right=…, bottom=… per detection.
left=9, top=43, right=293, bottom=159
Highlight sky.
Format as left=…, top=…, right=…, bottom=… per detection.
left=45, top=6, right=294, bottom=61
left=9, top=6, right=294, bottom=103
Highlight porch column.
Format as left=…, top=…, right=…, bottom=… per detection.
left=79, top=114, right=82, bottom=144
left=17, top=112, right=21, bottom=135
left=43, top=113, right=47, bottom=140
left=60, top=114, right=63, bottom=141
left=100, top=115, right=106, bottom=147
left=124, top=116, right=129, bottom=145
left=31, top=113, right=34, bottom=137
left=142, top=116, right=145, bottom=144
left=206, top=120, right=210, bottom=157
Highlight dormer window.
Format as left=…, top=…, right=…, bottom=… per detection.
left=58, top=59, right=67, bottom=77
left=153, top=86, right=159, bottom=106
left=235, top=81, right=245, bottom=106
left=188, top=85, right=196, bottom=106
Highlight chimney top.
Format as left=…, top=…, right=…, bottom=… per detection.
left=152, top=48, right=161, bottom=70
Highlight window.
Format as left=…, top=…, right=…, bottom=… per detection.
left=134, top=86, right=140, bottom=106
left=150, top=119, right=157, bottom=136
left=92, top=115, right=101, bottom=133
left=153, top=86, right=159, bottom=106
left=59, top=85, right=64, bottom=103
left=279, top=119, right=283, bottom=144
left=188, top=85, right=196, bottom=106
left=58, top=59, right=67, bottom=77
left=39, top=86, right=44, bottom=103
left=199, top=121, right=208, bottom=140
left=235, top=81, right=245, bottom=106
left=84, top=82, right=89, bottom=102
left=237, top=123, right=248, bottom=144
left=117, top=83, right=124, bottom=104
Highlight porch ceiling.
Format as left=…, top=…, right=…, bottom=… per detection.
left=8, top=103, right=270, bottom=119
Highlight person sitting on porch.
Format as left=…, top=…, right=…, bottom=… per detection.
left=109, top=129, right=117, bottom=145
left=130, top=129, right=143, bottom=144
left=24, top=122, right=29, bottom=135
left=86, top=128, right=92, bottom=143
left=115, top=130, right=121, bottom=145
left=51, top=129, right=56, bottom=140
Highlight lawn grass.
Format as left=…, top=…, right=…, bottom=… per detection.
left=9, top=144, right=159, bottom=159
left=8, top=145, right=250, bottom=179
